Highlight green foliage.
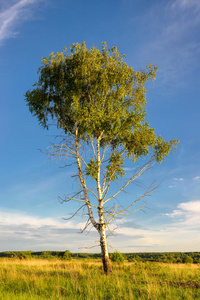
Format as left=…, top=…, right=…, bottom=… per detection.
left=1, top=251, right=199, bottom=265
left=110, top=251, right=125, bottom=264
left=58, top=250, right=72, bottom=260
left=106, top=152, right=125, bottom=181
left=41, top=251, right=52, bottom=259
left=124, top=252, right=200, bottom=264
left=85, top=157, right=98, bottom=180
left=176, top=256, right=182, bottom=263
left=25, top=42, right=179, bottom=177
left=1, top=251, right=33, bottom=260
left=24, top=42, right=179, bottom=271
left=183, top=255, right=193, bottom=264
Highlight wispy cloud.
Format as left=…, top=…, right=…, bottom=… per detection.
left=111, top=200, right=200, bottom=252
left=173, top=177, right=184, bottom=181
left=171, top=0, right=200, bottom=12
left=111, top=221, right=200, bottom=252
left=123, top=167, right=135, bottom=171
left=193, top=176, right=200, bottom=181
left=0, top=208, right=97, bottom=251
left=137, top=0, right=200, bottom=85
left=0, top=0, right=45, bottom=46
left=168, top=177, right=184, bottom=188
left=0, top=202, right=200, bottom=252
left=165, top=200, right=200, bottom=228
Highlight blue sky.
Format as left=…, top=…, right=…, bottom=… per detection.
left=0, top=0, right=200, bottom=253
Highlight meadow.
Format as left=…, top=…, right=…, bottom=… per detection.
left=0, top=258, right=199, bottom=299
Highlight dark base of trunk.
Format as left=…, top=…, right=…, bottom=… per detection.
left=102, top=256, right=112, bottom=274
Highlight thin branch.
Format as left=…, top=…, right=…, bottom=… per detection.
left=80, top=155, right=89, bottom=168
left=102, top=169, right=109, bottom=194
left=80, top=219, right=92, bottom=233
left=79, top=244, right=100, bottom=249
left=62, top=204, right=86, bottom=220
left=86, top=187, right=99, bottom=200
left=103, top=157, right=155, bottom=204
left=119, top=201, right=147, bottom=216
left=100, top=144, right=109, bottom=163
left=90, top=137, right=97, bottom=160
left=59, top=162, right=76, bottom=168
left=103, top=205, right=118, bottom=218
left=107, top=243, right=114, bottom=249
left=106, top=201, right=146, bottom=227
left=106, top=226, right=118, bottom=238
left=105, top=181, right=157, bottom=226
left=66, top=196, right=98, bottom=208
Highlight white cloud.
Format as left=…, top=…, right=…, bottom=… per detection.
left=171, top=0, right=200, bottom=11
left=165, top=200, right=200, bottom=228
left=110, top=221, right=200, bottom=252
left=1, top=200, right=200, bottom=253
left=168, top=177, right=184, bottom=188
left=178, top=200, right=200, bottom=213
left=0, top=204, right=200, bottom=253
left=0, top=0, right=45, bottom=45
left=0, top=208, right=96, bottom=251
left=0, top=209, right=81, bottom=229
left=193, top=176, right=200, bottom=180
left=123, top=167, right=135, bottom=171
left=165, top=209, right=184, bottom=217
left=109, top=201, right=200, bottom=252
left=173, top=177, right=184, bottom=181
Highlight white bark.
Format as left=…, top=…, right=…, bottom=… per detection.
left=74, top=126, right=98, bottom=230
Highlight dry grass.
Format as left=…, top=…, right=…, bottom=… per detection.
left=0, top=259, right=199, bottom=299
left=164, top=263, right=199, bottom=269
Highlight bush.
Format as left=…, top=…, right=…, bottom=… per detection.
left=58, top=250, right=72, bottom=260
left=176, top=257, right=182, bottom=263
left=183, top=255, right=193, bottom=264
left=110, top=251, right=124, bottom=264
left=128, top=256, right=135, bottom=262
left=41, top=251, right=52, bottom=259
left=62, top=250, right=72, bottom=260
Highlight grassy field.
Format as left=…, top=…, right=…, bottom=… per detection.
left=0, top=259, right=199, bottom=299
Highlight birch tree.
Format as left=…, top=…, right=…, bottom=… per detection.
left=25, top=42, right=178, bottom=274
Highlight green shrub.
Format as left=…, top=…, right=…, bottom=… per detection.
left=58, top=250, right=72, bottom=260
left=128, top=256, right=136, bottom=262
left=62, top=250, right=72, bottom=260
left=176, top=257, right=182, bottom=263
left=110, top=251, right=124, bottom=264
left=183, top=255, right=193, bottom=264
left=41, top=251, right=52, bottom=259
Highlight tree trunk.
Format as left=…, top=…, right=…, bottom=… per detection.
left=99, top=226, right=112, bottom=274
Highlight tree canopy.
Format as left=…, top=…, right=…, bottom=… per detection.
left=26, top=42, right=178, bottom=164
left=25, top=42, right=179, bottom=274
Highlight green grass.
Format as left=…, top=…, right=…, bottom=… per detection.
left=0, top=259, right=199, bottom=299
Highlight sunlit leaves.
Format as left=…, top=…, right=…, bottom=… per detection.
left=85, top=157, right=98, bottom=180
left=25, top=41, right=179, bottom=172
left=154, top=137, right=179, bottom=163
left=106, top=152, right=125, bottom=181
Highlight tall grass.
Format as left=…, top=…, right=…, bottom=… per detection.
left=0, top=259, right=199, bottom=299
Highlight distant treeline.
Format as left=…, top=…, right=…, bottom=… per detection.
left=0, top=251, right=199, bottom=264
left=125, top=252, right=200, bottom=264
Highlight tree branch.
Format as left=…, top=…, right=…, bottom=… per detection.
left=74, top=124, right=98, bottom=230
left=103, top=156, right=155, bottom=204
left=105, top=181, right=157, bottom=227
left=62, top=204, right=86, bottom=220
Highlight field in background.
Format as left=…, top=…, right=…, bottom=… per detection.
left=0, top=258, right=199, bottom=299
left=1, top=251, right=200, bottom=264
